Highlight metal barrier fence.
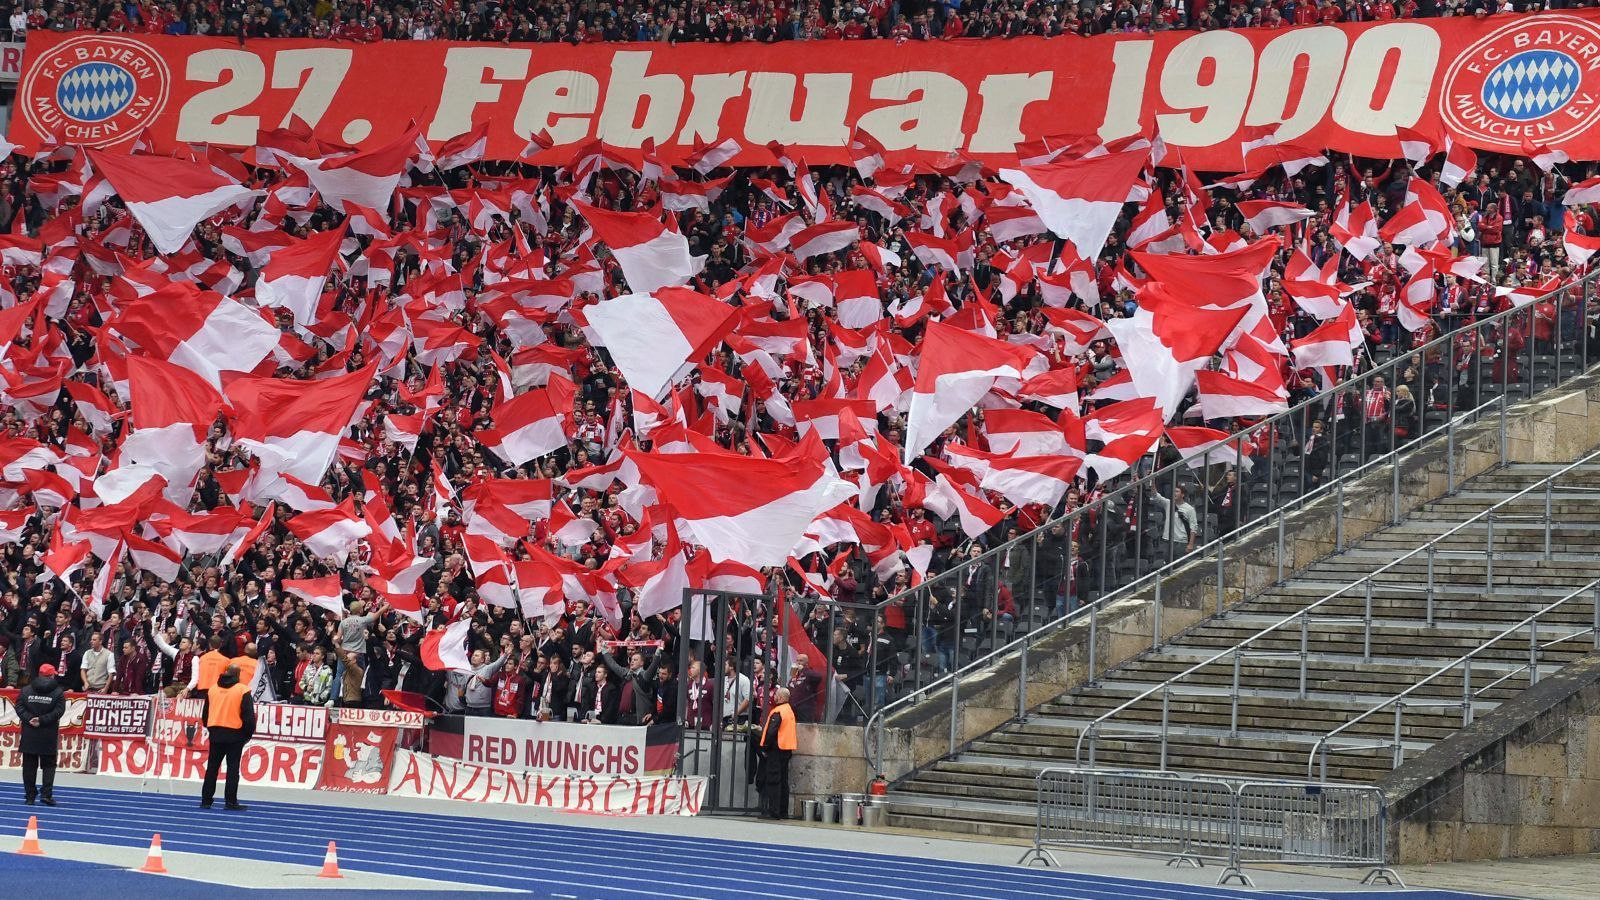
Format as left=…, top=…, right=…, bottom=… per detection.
left=1020, top=767, right=1403, bottom=888
left=848, top=270, right=1600, bottom=740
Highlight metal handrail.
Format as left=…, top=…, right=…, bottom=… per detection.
left=1074, top=447, right=1600, bottom=765
left=1308, top=576, right=1600, bottom=780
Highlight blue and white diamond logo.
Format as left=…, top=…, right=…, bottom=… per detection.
left=54, top=61, right=137, bottom=124
left=1481, top=49, right=1581, bottom=122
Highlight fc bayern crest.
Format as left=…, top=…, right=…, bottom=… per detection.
left=1440, top=16, right=1600, bottom=149
left=20, top=35, right=170, bottom=148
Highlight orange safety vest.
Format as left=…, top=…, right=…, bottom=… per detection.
left=195, top=650, right=231, bottom=692
left=232, top=655, right=259, bottom=689
left=764, top=703, right=798, bottom=752
left=206, top=682, right=249, bottom=730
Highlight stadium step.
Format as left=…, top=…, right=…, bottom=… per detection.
left=883, top=460, right=1600, bottom=836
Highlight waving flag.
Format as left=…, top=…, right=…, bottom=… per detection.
left=111, top=283, right=280, bottom=388
left=226, top=363, right=376, bottom=489
left=89, top=151, right=254, bottom=254
left=998, top=144, right=1147, bottom=263
left=421, top=617, right=473, bottom=672
left=627, top=432, right=853, bottom=567
left=255, top=226, right=346, bottom=326
left=583, top=287, right=737, bottom=400
left=284, top=576, right=347, bottom=616
left=904, top=321, right=1039, bottom=462
left=576, top=202, right=704, bottom=294
left=286, top=499, right=371, bottom=562
left=477, top=377, right=576, bottom=466
left=289, top=129, right=415, bottom=212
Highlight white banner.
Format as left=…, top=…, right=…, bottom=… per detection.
left=455, top=717, right=647, bottom=778
left=95, top=737, right=322, bottom=788
left=388, top=749, right=705, bottom=816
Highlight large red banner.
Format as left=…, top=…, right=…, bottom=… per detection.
left=12, top=14, right=1600, bottom=168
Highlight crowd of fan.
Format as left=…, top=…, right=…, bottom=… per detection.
left=3, top=0, right=1576, bottom=45
left=0, top=13, right=1595, bottom=730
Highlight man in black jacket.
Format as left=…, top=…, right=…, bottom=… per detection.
left=16, top=663, right=66, bottom=806
left=199, top=664, right=257, bottom=811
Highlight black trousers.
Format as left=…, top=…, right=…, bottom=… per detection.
left=758, top=750, right=791, bottom=819
left=21, top=752, right=55, bottom=801
left=201, top=740, right=245, bottom=806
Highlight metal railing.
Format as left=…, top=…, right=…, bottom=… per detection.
left=1309, top=576, right=1600, bottom=780
left=850, top=271, right=1599, bottom=750
left=1019, top=767, right=1401, bottom=888
left=1074, top=448, right=1600, bottom=768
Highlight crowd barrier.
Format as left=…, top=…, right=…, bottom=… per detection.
left=1018, top=767, right=1403, bottom=888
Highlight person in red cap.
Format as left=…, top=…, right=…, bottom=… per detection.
left=16, top=663, right=66, bottom=806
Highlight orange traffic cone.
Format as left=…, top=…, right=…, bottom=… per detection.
left=139, top=834, right=167, bottom=874
left=18, top=815, right=43, bottom=855
left=318, top=840, right=342, bottom=879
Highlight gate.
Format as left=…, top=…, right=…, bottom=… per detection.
left=676, top=587, right=780, bottom=814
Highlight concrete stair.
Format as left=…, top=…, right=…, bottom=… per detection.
left=885, top=462, right=1600, bottom=840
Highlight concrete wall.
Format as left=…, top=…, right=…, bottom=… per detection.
left=788, top=371, right=1600, bottom=801
left=1384, top=654, right=1600, bottom=863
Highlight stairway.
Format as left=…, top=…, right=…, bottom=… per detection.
left=884, top=462, right=1600, bottom=840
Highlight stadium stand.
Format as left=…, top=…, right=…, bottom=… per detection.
left=0, top=13, right=1599, bottom=862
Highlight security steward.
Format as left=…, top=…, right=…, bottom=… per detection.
left=17, top=663, right=66, bottom=806
left=189, top=635, right=232, bottom=694
left=199, top=663, right=256, bottom=811
left=756, top=686, right=798, bottom=819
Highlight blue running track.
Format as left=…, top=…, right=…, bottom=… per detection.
left=3, top=785, right=1511, bottom=900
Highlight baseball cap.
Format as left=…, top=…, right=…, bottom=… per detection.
left=38, top=664, right=57, bottom=677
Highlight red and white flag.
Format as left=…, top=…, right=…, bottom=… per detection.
left=89, top=151, right=254, bottom=254
left=1195, top=370, right=1289, bottom=420
left=904, top=321, right=1040, bottom=461
left=1166, top=426, right=1252, bottom=470
left=1291, top=306, right=1359, bottom=369
left=226, top=363, right=375, bottom=490
left=1395, top=126, right=1438, bottom=165
left=220, top=502, right=276, bottom=569
left=121, top=355, right=223, bottom=504
left=463, top=534, right=518, bottom=609
left=286, top=499, right=372, bottom=562
left=435, top=120, right=491, bottom=170
left=627, top=432, right=853, bottom=568
left=111, top=283, right=280, bottom=388
left=583, top=287, right=737, bottom=400
left=576, top=202, right=704, bottom=294
left=1439, top=137, right=1477, bottom=190
left=1237, top=199, right=1313, bottom=234
left=289, top=130, right=415, bottom=213
left=284, top=575, right=347, bottom=616
left=1566, top=230, right=1600, bottom=268
left=998, top=145, right=1147, bottom=263
left=1523, top=138, right=1569, bottom=173
left=255, top=226, right=346, bottom=326
left=790, top=220, right=860, bottom=261
left=477, top=377, right=575, bottom=466
left=1563, top=175, right=1600, bottom=207
left=421, top=616, right=473, bottom=672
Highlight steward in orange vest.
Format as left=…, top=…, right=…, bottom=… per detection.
left=192, top=636, right=232, bottom=692
left=757, top=687, right=798, bottom=820
left=199, top=665, right=256, bottom=811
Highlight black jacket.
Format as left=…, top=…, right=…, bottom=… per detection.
left=16, top=674, right=66, bottom=756
left=580, top=677, right=621, bottom=725
left=200, top=671, right=257, bottom=745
